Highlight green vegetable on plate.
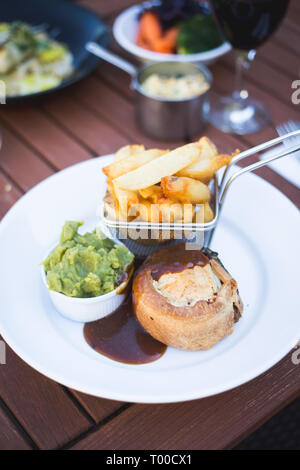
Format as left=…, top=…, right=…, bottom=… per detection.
left=177, top=14, right=223, bottom=54
left=43, top=221, right=134, bottom=298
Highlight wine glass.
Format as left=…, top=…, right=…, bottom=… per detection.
left=207, top=0, right=290, bottom=135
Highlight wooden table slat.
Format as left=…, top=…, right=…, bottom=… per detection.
left=72, top=76, right=183, bottom=149
left=0, top=124, right=54, bottom=191
left=71, top=353, right=300, bottom=450
left=96, top=64, right=134, bottom=102
left=258, top=40, right=300, bottom=79
left=0, top=406, right=31, bottom=450
left=78, top=0, right=137, bottom=17
left=275, top=22, right=300, bottom=56
left=0, top=107, right=91, bottom=170
left=0, top=171, right=22, bottom=219
left=289, top=0, right=300, bottom=16
left=42, top=93, right=130, bottom=156
left=0, top=340, right=92, bottom=449
left=71, top=391, right=124, bottom=425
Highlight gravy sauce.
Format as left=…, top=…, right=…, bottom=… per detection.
left=148, top=243, right=209, bottom=281
left=84, top=295, right=166, bottom=365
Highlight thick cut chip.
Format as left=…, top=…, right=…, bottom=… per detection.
left=114, top=144, right=145, bottom=162
left=103, top=149, right=167, bottom=179
left=114, top=143, right=201, bottom=190
left=130, top=199, right=185, bottom=223
left=161, top=176, right=211, bottom=204
left=197, top=136, right=219, bottom=159
left=113, top=182, right=139, bottom=219
left=139, top=185, right=162, bottom=203
left=177, top=136, right=229, bottom=182
left=203, top=202, right=214, bottom=222
left=193, top=202, right=215, bottom=223
left=177, top=154, right=231, bottom=183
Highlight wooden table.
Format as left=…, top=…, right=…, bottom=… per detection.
left=0, top=0, right=299, bottom=451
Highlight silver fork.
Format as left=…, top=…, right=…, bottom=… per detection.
left=277, top=121, right=300, bottom=161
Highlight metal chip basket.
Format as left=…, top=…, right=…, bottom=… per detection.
left=100, top=131, right=300, bottom=256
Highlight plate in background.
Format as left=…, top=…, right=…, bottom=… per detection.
left=1, top=0, right=109, bottom=103
left=113, top=2, right=231, bottom=66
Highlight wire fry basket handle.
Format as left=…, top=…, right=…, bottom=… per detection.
left=219, top=130, right=300, bottom=204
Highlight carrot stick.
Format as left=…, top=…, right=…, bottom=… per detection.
left=136, top=23, right=144, bottom=43
left=137, top=38, right=152, bottom=50
left=151, top=26, right=179, bottom=54
left=139, top=12, right=162, bottom=44
left=164, top=26, right=179, bottom=44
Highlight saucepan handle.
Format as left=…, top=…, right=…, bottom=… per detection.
left=86, top=42, right=137, bottom=78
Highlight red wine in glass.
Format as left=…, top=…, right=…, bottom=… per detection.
left=207, top=0, right=290, bottom=134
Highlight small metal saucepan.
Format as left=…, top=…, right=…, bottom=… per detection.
left=86, top=42, right=212, bottom=141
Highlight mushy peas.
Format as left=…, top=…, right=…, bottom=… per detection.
left=43, top=221, right=134, bottom=298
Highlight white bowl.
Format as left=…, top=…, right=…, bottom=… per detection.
left=41, top=240, right=133, bottom=323
left=113, top=3, right=231, bottom=66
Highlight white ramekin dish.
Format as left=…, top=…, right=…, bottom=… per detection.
left=113, top=3, right=231, bottom=66
left=41, top=240, right=133, bottom=323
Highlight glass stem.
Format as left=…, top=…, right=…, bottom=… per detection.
left=233, top=50, right=256, bottom=101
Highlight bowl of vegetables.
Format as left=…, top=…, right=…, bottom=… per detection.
left=113, top=0, right=231, bottom=66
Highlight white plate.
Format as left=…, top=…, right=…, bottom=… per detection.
left=0, top=155, right=299, bottom=403
left=113, top=3, right=231, bottom=66
left=260, top=144, right=300, bottom=189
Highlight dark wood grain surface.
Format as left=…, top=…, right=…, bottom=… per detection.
left=0, top=0, right=299, bottom=451
left=72, top=354, right=300, bottom=450
left=0, top=405, right=31, bottom=450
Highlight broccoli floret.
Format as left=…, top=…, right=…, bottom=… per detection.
left=178, top=14, right=223, bottom=54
